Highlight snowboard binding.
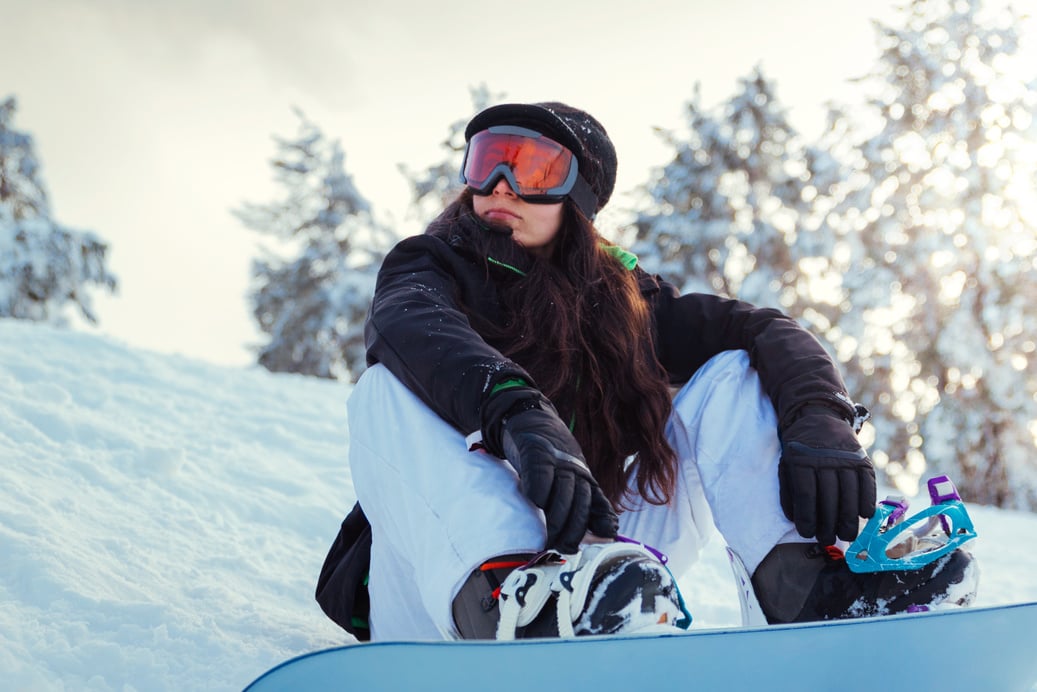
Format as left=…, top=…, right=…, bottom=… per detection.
left=495, top=542, right=692, bottom=640
left=846, top=475, right=978, bottom=573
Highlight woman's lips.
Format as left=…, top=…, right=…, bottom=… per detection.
left=484, top=207, right=519, bottom=220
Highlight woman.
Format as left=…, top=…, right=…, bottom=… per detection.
left=321, top=102, right=977, bottom=641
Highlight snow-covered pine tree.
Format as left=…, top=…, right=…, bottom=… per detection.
left=633, top=68, right=844, bottom=332
left=0, top=96, right=117, bottom=324
left=398, top=84, right=503, bottom=226
left=236, top=109, right=394, bottom=382
left=824, top=0, right=1037, bottom=508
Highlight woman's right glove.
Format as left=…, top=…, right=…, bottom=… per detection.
left=778, top=404, right=877, bottom=547
left=482, top=386, right=619, bottom=554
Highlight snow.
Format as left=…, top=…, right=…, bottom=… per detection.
left=2, top=319, right=1036, bottom=690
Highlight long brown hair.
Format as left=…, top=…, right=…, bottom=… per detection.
left=428, top=190, right=677, bottom=509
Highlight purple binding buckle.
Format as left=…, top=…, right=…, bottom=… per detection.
left=880, top=496, right=910, bottom=530
left=615, top=535, right=669, bottom=565
left=927, top=475, right=961, bottom=535
left=928, top=475, right=962, bottom=504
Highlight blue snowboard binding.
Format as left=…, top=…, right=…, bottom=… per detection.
left=846, top=475, right=978, bottom=573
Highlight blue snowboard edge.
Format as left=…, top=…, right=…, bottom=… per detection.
left=246, top=601, right=1037, bottom=691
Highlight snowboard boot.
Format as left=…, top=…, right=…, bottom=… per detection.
left=750, top=542, right=979, bottom=624
left=452, top=543, right=691, bottom=640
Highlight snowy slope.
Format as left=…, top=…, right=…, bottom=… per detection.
left=1, top=320, right=1035, bottom=691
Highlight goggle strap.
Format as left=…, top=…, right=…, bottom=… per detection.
left=567, top=175, right=598, bottom=219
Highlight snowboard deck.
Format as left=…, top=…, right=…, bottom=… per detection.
left=246, top=601, right=1037, bottom=691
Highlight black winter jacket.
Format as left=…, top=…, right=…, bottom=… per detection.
left=365, top=228, right=854, bottom=438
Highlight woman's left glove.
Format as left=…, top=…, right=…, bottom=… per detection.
left=481, top=386, right=619, bottom=554
left=778, top=405, right=877, bottom=546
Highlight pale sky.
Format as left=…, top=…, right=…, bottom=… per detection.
left=2, top=0, right=905, bottom=366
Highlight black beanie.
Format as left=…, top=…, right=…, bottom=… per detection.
left=464, top=102, right=618, bottom=214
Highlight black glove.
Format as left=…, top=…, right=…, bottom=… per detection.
left=482, top=387, right=619, bottom=554
left=778, top=405, right=877, bottom=546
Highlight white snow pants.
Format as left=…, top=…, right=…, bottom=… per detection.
left=348, top=350, right=805, bottom=640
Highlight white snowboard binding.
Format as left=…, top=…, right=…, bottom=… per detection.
left=495, top=542, right=691, bottom=640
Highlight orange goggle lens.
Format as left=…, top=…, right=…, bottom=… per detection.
left=460, top=126, right=579, bottom=199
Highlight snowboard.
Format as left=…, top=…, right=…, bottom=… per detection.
left=245, top=601, right=1037, bottom=691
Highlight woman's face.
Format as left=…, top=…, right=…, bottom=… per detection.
left=472, top=178, right=564, bottom=256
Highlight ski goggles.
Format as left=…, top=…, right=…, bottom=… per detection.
left=460, top=125, right=597, bottom=216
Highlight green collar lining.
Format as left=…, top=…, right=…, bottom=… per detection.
left=602, top=244, right=638, bottom=270
left=487, top=256, right=527, bottom=276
